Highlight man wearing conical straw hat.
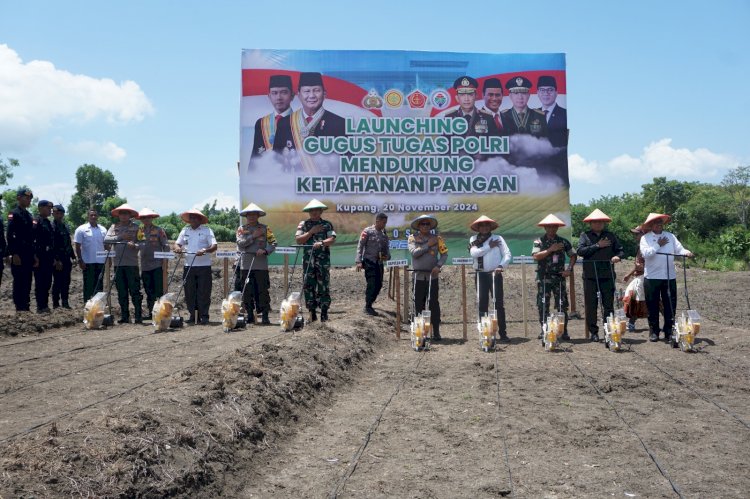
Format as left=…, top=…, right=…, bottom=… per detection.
left=532, top=214, right=576, bottom=340
left=576, top=208, right=624, bottom=343
left=295, top=199, right=336, bottom=322
left=408, top=214, right=448, bottom=341
left=174, top=209, right=217, bottom=325
left=236, top=203, right=277, bottom=325
left=104, top=203, right=143, bottom=324
left=136, top=208, right=169, bottom=320
left=639, top=213, right=694, bottom=343
left=469, top=215, right=511, bottom=341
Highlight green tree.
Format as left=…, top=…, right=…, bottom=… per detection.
left=0, top=154, right=19, bottom=187
left=67, top=164, right=119, bottom=226
left=721, top=165, right=750, bottom=229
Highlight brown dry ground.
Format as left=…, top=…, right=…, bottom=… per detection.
left=0, top=255, right=748, bottom=498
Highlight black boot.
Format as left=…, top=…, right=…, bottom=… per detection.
left=118, top=315, right=130, bottom=324
left=432, top=324, right=441, bottom=341
left=320, top=307, right=329, bottom=322
left=590, top=332, right=600, bottom=342
left=364, top=304, right=377, bottom=316
left=62, top=300, right=71, bottom=309
left=246, top=310, right=255, bottom=324
left=309, top=309, right=317, bottom=322
left=261, top=310, right=271, bottom=325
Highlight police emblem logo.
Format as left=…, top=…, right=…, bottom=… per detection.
left=530, top=119, right=542, bottom=133
left=430, top=89, right=450, bottom=110
left=362, top=89, right=384, bottom=109
left=384, top=89, right=404, bottom=108
left=461, top=77, right=470, bottom=87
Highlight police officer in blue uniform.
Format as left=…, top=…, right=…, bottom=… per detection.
left=33, top=200, right=55, bottom=313
left=7, top=187, right=36, bottom=312
left=0, top=211, right=6, bottom=292
left=51, top=204, right=75, bottom=309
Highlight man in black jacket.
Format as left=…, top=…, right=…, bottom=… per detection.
left=51, top=204, right=75, bottom=309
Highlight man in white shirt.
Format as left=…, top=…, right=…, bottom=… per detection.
left=174, top=209, right=218, bottom=325
left=469, top=215, right=511, bottom=341
left=639, top=213, right=694, bottom=342
left=73, top=209, right=108, bottom=302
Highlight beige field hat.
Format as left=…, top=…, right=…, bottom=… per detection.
left=470, top=215, right=499, bottom=232
left=410, top=214, right=438, bottom=230
left=180, top=209, right=208, bottom=225
left=583, top=208, right=612, bottom=223
left=137, top=207, right=159, bottom=219
left=111, top=203, right=139, bottom=217
left=642, top=213, right=671, bottom=228
left=537, top=214, right=566, bottom=227
left=302, top=199, right=328, bottom=212
left=240, top=202, right=266, bottom=217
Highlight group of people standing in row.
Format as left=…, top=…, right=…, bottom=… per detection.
left=1, top=186, right=694, bottom=343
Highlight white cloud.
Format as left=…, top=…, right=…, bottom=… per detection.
left=0, top=44, right=154, bottom=150
left=193, top=192, right=239, bottom=211
left=568, top=153, right=603, bottom=184
left=53, top=138, right=127, bottom=162
left=571, top=138, right=737, bottom=185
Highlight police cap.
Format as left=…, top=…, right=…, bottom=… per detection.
left=453, top=76, right=478, bottom=94
left=53, top=204, right=66, bottom=213
left=269, top=74, right=293, bottom=91
left=16, top=187, right=33, bottom=198
left=506, top=76, right=532, bottom=93
left=37, top=199, right=53, bottom=208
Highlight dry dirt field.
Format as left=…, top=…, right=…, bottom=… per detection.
left=0, top=255, right=747, bottom=498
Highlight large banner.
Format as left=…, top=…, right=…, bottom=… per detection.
left=240, top=50, right=570, bottom=265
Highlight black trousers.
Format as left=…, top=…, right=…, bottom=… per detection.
left=235, top=269, right=271, bottom=314
left=644, top=278, right=677, bottom=335
left=82, top=263, right=104, bottom=302
left=475, top=271, right=507, bottom=335
left=583, top=278, right=614, bottom=335
left=184, top=265, right=212, bottom=321
left=115, top=266, right=142, bottom=320
left=414, top=277, right=441, bottom=335
left=52, top=260, right=73, bottom=306
left=11, top=261, right=33, bottom=311
left=34, top=260, right=54, bottom=311
left=363, top=259, right=384, bottom=306
left=141, top=268, right=164, bottom=311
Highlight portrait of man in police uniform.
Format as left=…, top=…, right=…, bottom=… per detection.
left=445, top=76, right=500, bottom=158
left=251, top=74, right=295, bottom=156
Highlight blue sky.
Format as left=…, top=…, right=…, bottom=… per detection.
left=1, top=0, right=748, bottom=214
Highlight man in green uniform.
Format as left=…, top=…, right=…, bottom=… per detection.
left=532, top=214, right=577, bottom=340
left=501, top=76, right=548, bottom=137
left=295, top=199, right=336, bottom=322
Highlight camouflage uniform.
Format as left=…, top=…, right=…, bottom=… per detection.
left=532, top=234, right=575, bottom=332
left=296, top=218, right=336, bottom=311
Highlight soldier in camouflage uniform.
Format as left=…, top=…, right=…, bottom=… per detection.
left=532, top=214, right=577, bottom=340
left=295, top=199, right=336, bottom=322
left=236, top=203, right=277, bottom=324
left=355, top=212, right=390, bottom=316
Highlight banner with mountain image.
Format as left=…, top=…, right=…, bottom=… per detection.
left=240, top=49, right=570, bottom=265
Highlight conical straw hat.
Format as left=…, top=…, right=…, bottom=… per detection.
left=642, top=212, right=671, bottom=228
left=302, top=199, right=328, bottom=212
left=137, top=207, right=159, bottom=219
left=583, top=208, right=612, bottom=223
left=537, top=214, right=566, bottom=227
left=240, top=202, right=266, bottom=216
left=470, top=215, right=499, bottom=232
left=111, top=203, right=139, bottom=217
left=180, top=209, right=208, bottom=225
